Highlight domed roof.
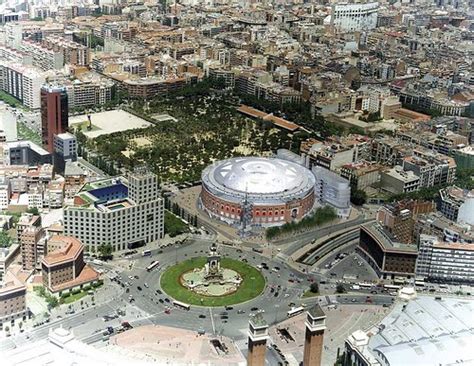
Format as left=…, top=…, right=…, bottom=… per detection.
left=202, top=157, right=315, bottom=204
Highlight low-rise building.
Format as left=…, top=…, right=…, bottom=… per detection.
left=340, top=162, right=381, bottom=190
left=0, top=244, right=19, bottom=278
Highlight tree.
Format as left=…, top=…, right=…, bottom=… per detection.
left=310, top=282, right=319, bottom=294
left=0, top=231, right=11, bottom=248
left=350, top=189, right=367, bottom=206
left=97, top=244, right=113, bottom=260
left=47, top=296, right=59, bottom=308
left=27, top=207, right=39, bottom=215
left=18, top=321, right=23, bottom=332
left=336, top=284, right=346, bottom=294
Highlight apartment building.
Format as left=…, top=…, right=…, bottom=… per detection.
left=380, top=166, right=420, bottom=194
left=64, top=170, right=164, bottom=252
left=65, top=79, right=114, bottom=110
left=438, top=186, right=473, bottom=223
left=0, top=177, right=11, bottom=210
left=0, top=63, right=46, bottom=109
left=43, top=36, right=90, bottom=66
left=20, top=40, right=64, bottom=71
left=402, top=150, right=456, bottom=188
left=0, top=245, right=19, bottom=278
left=340, top=162, right=381, bottom=190
left=416, top=234, right=474, bottom=284
left=331, top=2, right=379, bottom=33
left=20, top=226, right=44, bottom=271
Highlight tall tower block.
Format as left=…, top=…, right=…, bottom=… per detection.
left=303, top=304, right=326, bottom=366
left=247, top=312, right=269, bottom=366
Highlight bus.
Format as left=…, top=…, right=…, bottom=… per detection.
left=142, top=250, right=152, bottom=257
left=146, top=261, right=160, bottom=272
left=384, top=284, right=401, bottom=290
left=358, top=283, right=373, bottom=288
left=173, top=300, right=191, bottom=311
left=415, top=281, right=425, bottom=287
left=92, top=259, right=104, bottom=266
left=287, top=307, right=304, bottom=318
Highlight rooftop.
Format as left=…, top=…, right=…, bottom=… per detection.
left=42, top=236, right=83, bottom=266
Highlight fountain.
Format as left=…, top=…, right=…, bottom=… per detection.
left=181, top=245, right=242, bottom=297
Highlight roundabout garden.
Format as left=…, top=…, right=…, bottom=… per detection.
left=160, top=257, right=265, bottom=307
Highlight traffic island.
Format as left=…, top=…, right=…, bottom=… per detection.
left=160, top=256, right=265, bottom=307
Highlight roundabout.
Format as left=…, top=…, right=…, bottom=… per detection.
left=160, top=253, right=265, bottom=307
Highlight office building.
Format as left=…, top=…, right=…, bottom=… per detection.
left=344, top=297, right=474, bottom=366
left=303, top=304, right=326, bottom=366
left=312, top=166, right=351, bottom=218
left=64, top=170, right=164, bottom=252
left=4, top=140, right=52, bottom=166
left=41, top=86, right=69, bottom=154
left=247, top=313, right=269, bottom=366
left=41, top=236, right=99, bottom=295
left=358, top=222, right=418, bottom=279
left=331, top=2, right=378, bottom=33
left=416, top=234, right=474, bottom=284
left=53, top=133, right=77, bottom=174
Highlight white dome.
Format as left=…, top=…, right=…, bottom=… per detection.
left=202, top=157, right=315, bottom=204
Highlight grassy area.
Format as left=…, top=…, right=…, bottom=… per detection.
left=0, top=91, right=23, bottom=109
left=62, top=291, right=88, bottom=304
left=17, top=123, right=41, bottom=145
left=302, top=290, right=319, bottom=298
left=71, top=120, right=100, bottom=132
left=160, top=257, right=265, bottom=306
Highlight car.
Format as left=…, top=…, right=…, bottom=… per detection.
left=225, top=306, right=233, bottom=310
left=144, top=283, right=149, bottom=288
left=165, top=309, right=171, bottom=314
left=274, top=266, right=280, bottom=271
left=274, top=292, right=279, bottom=297
left=288, top=302, right=296, bottom=307
left=220, top=312, right=229, bottom=316
left=128, top=276, right=134, bottom=280
left=270, top=287, right=275, bottom=293
left=199, top=314, right=206, bottom=319
left=164, top=298, right=170, bottom=303
left=137, top=286, right=142, bottom=291
left=221, top=315, right=228, bottom=320
left=250, top=307, right=259, bottom=311
left=134, top=275, right=139, bottom=279
left=159, top=299, right=164, bottom=303
left=351, top=298, right=356, bottom=303
left=288, top=279, right=294, bottom=283
left=237, top=309, right=245, bottom=314
left=242, top=258, right=248, bottom=263
left=156, top=289, right=163, bottom=295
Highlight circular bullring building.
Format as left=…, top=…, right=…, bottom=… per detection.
left=200, top=157, right=316, bottom=226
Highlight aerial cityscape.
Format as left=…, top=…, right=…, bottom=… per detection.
left=0, top=0, right=472, bottom=364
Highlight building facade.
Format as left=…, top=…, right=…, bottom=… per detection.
left=312, top=166, right=351, bottom=218
left=64, top=171, right=164, bottom=252
left=41, top=86, right=69, bottom=154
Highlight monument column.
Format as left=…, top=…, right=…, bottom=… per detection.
left=303, top=304, right=326, bottom=366
left=247, top=313, right=269, bottom=366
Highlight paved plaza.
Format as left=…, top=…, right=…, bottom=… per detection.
left=269, top=304, right=390, bottom=366
left=69, top=110, right=152, bottom=138
left=111, top=324, right=245, bottom=365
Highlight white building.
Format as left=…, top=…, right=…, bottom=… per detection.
left=416, top=234, right=474, bottom=284
left=380, top=166, right=420, bottom=194
left=0, top=62, right=46, bottom=109
left=0, top=177, right=11, bottom=210
left=27, top=184, right=44, bottom=209
left=0, top=104, right=17, bottom=141
left=312, top=166, right=351, bottom=218
left=330, top=2, right=379, bottom=33
left=64, top=170, right=164, bottom=252
left=345, top=296, right=474, bottom=366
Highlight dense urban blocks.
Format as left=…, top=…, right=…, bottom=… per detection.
left=160, top=257, right=265, bottom=307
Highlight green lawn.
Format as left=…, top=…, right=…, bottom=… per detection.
left=62, top=291, right=88, bottom=304
left=302, top=290, right=319, bottom=298
left=71, top=120, right=100, bottom=132
left=160, top=257, right=265, bottom=306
